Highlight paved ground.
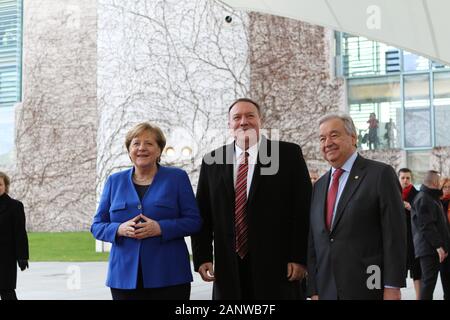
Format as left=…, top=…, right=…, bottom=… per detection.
left=15, top=262, right=212, bottom=300
left=15, top=262, right=444, bottom=300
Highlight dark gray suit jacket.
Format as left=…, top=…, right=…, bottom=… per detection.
left=307, top=155, right=406, bottom=300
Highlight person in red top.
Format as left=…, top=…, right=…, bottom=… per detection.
left=367, top=113, right=379, bottom=150
left=398, top=168, right=421, bottom=299
left=440, top=177, right=450, bottom=300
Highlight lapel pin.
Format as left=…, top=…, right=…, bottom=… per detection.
left=354, top=176, right=359, bottom=179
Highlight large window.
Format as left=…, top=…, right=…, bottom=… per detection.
left=434, top=72, right=450, bottom=147
left=340, top=34, right=397, bottom=77
left=348, top=76, right=402, bottom=150
left=404, top=74, right=431, bottom=148
left=338, top=32, right=450, bottom=150
left=0, top=0, right=22, bottom=163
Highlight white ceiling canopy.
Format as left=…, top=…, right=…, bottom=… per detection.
left=218, top=0, right=450, bottom=65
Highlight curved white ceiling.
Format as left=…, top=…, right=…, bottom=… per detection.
left=218, top=0, right=450, bottom=65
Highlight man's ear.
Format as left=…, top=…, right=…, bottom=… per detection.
left=351, top=133, right=358, bottom=148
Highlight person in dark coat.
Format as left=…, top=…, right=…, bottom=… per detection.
left=192, top=98, right=312, bottom=299
left=0, top=171, right=29, bottom=300
left=440, top=177, right=450, bottom=300
left=398, top=168, right=421, bottom=299
left=411, top=171, right=450, bottom=300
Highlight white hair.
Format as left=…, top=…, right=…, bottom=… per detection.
left=319, top=113, right=357, bottom=136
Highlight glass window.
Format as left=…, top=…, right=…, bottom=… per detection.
left=0, top=106, right=14, bottom=163
left=339, top=32, right=450, bottom=150
left=434, top=72, right=450, bottom=147
left=379, top=101, right=402, bottom=149
left=404, top=74, right=430, bottom=108
left=348, top=76, right=401, bottom=150
left=403, top=51, right=430, bottom=72
left=406, top=150, right=431, bottom=184
left=341, top=34, right=396, bottom=77
left=404, top=109, right=431, bottom=148
left=432, top=61, right=450, bottom=70
left=403, top=74, right=431, bottom=148
left=0, top=0, right=22, bottom=166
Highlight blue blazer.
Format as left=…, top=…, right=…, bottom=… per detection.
left=91, top=166, right=202, bottom=289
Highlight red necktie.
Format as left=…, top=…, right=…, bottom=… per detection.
left=326, top=168, right=344, bottom=231
left=235, top=152, right=249, bottom=259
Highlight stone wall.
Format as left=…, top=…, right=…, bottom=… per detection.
left=431, top=147, right=450, bottom=177
left=247, top=13, right=344, bottom=173
left=96, top=0, right=250, bottom=195
left=9, top=2, right=399, bottom=231
left=359, top=148, right=406, bottom=179
left=12, top=0, right=97, bottom=231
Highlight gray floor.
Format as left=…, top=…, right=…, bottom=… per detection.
left=15, top=262, right=443, bottom=300
left=15, top=262, right=212, bottom=300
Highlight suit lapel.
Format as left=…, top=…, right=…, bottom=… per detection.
left=247, top=162, right=261, bottom=206
left=0, top=194, right=10, bottom=215
left=221, top=143, right=235, bottom=201
left=247, top=136, right=269, bottom=206
left=331, top=155, right=367, bottom=233
left=319, top=170, right=332, bottom=231
left=0, top=202, right=6, bottom=215
left=223, top=137, right=270, bottom=207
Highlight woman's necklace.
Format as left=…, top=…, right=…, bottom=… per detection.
left=133, top=172, right=155, bottom=185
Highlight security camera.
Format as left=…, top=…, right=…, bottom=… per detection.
left=225, top=16, right=232, bottom=23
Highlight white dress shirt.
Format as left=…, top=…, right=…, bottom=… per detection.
left=233, top=142, right=259, bottom=197
left=328, top=151, right=358, bottom=228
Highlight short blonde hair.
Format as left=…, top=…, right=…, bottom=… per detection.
left=0, top=171, right=11, bottom=194
left=125, top=123, right=166, bottom=163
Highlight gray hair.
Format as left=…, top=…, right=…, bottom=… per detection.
left=423, top=170, right=440, bottom=188
left=319, top=113, right=357, bottom=137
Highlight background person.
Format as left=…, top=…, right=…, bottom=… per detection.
left=411, top=171, right=450, bottom=300
left=398, top=168, right=421, bottom=299
left=367, top=112, right=379, bottom=150
left=440, top=177, right=450, bottom=300
left=0, top=171, right=29, bottom=300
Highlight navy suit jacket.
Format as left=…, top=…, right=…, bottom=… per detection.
left=91, top=166, right=202, bottom=289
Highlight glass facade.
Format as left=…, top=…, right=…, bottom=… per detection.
left=0, top=0, right=22, bottom=163
left=337, top=33, right=450, bottom=151
left=434, top=72, right=450, bottom=147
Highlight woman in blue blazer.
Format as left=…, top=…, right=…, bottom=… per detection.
left=91, top=122, right=202, bottom=300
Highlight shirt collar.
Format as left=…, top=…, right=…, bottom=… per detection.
left=235, top=138, right=260, bottom=164
left=331, top=151, right=358, bottom=175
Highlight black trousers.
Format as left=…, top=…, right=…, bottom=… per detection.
left=440, top=255, right=450, bottom=300
left=237, top=253, right=254, bottom=299
left=0, top=289, right=17, bottom=300
left=420, top=254, right=441, bottom=300
left=111, top=283, right=191, bottom=300
left=110, top=263, right=191, bottom=300
left=236, top=253, right=305, bottom=300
